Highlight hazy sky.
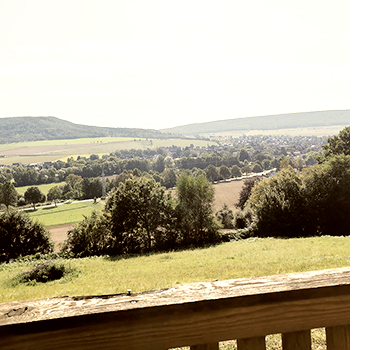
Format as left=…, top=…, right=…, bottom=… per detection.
left=0, top=0, right=350, bottom=130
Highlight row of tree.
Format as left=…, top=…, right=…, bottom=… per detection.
left=0, top=133, right=326, bottom=188
left=0, top=127, right=349, bottom=262
left=62, top=173, right=219, bottom=257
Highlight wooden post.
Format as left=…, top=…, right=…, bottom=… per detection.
left=326, top=325, right=350, bottom=350
left=282, top=330, right=311, bottom=350
left=237, top=336, right=266, bottom=350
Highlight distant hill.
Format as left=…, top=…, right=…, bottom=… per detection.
left=160, top=110, right=350, bottom=136
left=0, top=116, right=171, bottom=143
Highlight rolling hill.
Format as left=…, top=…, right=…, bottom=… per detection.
left=0, top=116, right=173, bottom=143
left=160, top=110, right=350, bottom=136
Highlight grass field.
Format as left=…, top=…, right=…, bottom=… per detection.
left=15, top=182, right=66, bottom=196
left=25, top=200, right=104, bottom=227
left=0, top=235, right=349, bottom=304
left=0, top=137, right=217, bottom=165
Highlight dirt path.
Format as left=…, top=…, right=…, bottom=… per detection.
left=47, top=223, right=75, bottom=252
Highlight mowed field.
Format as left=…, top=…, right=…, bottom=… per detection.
left=0, top=137, right=217, bottom=165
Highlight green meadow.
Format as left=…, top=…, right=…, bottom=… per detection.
left=0, top=236, right=349, bottom=304
left=24, top=200, right=104, bottom=227
left=15, top=182, right=66, bottom=196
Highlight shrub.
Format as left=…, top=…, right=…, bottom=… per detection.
left=61, top=211, right=114, bottom=257
left=14, top=261, right=74, bottom=284
left=0, top=211, right=53, bottom=263
left=216, top=204, right=234, bottom=229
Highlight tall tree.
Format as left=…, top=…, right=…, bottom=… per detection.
left=175, top=173, right=218, bottom=246
left=107, top=177, right=175, bottom=252
left=0, top=181, right=18, bottom=212
left=24, top=186, right=44, bottom=210
left=247, top=166, right=305, bottom=238
left=302, top=154, right=350, bottom=236
left=47, top=186, right=63, bottom=207
left=235, top=177, right=260, bottom=209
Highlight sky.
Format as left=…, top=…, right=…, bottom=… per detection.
left=0, top=0, right=350, bottom=130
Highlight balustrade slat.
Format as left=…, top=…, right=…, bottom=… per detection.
left=326, top=325, right=350, bottom=350
left=190, top=343, right=219, bottom=350
left=237, top=336, right=266, bottom=349
left=281, top=330, right=311, bottom=350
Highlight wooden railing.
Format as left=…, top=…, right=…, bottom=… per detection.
left=0, top=267, right=349, bottom=350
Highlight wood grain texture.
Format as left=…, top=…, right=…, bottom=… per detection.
left=326, top=325, right=350, bottom=350
left=0, top=267, right=350, bottom=350
left=282, top=330, right=311, bottom=350
left=237, top=336, right=266, bottom=350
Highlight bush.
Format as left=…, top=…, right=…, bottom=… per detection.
left=15, top=261, right=73, bottom=284
left=216, top=204, right=234, bottom=229
left=61, top=211, right=114, bottom=257
left=0, top=211, right=53, bottom=263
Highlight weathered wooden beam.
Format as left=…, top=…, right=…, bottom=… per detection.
left=0, top=267, right=350, bottom=350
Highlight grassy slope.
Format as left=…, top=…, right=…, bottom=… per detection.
left=0, top=236, right=349, bottom=303
left=25, top=201, right=104, bottom=227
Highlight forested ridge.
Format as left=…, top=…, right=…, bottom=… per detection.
left=0, top=116, right=172, bottom=143
left=161, top=110, right=350, bottom=135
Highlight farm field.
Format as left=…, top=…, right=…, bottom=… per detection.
left=0, top=235, right=349, bottom=304
left=0, top=137, right=217, bottom=165
left=213, top=179, right=245, bottom=212
left=15, top=182, right=66, bottom=196
left=25, top=200, right=104, bottom=227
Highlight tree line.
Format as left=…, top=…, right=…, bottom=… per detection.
left=0, top=134, right=327, bottom=189
left=0, top=127, right=349, bottom=262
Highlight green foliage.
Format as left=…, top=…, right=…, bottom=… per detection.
left=235, top=177, right=260, bottom=209
left=246, top=127, right=350, bottom=238
left=216, top=204, right=234, bottom=229
left=205, top=164, right=220, bottom=182
left=0, top=116, right=168, bottom=143
left=24, top=186, right=45, bottom=209
left=0, top=211, right=53, bottom=263
left=14, top=261, right=74, bottom=285
left=302, top=154, right=350, bottom=236
left=175, top=173, right=219, bottom=246
left=47, top=186, right=63, bottom=206
left=62, top=211, right=113, bottom=257
left=106, top=177, right=176, bottom=253
left=81, top=177, right=102, bottom=199
left=161, top=168, right=177, bottom=189
left=248, top=166, right=305, bottom=238
left=219, top=165, right=231, bottom=180
left=0, top=181, right=18, bottom=211
left=322, top=126, right=350, bottom=157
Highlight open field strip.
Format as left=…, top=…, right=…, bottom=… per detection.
left=15, top=182, right=67, bottom=196
left=0, top=137, right=217, bottom=165
left=0, top=235, right=349, bottom=303
left=25, top=200, right=104, bottom=227
left=0, top=137, right=136, bottom=151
